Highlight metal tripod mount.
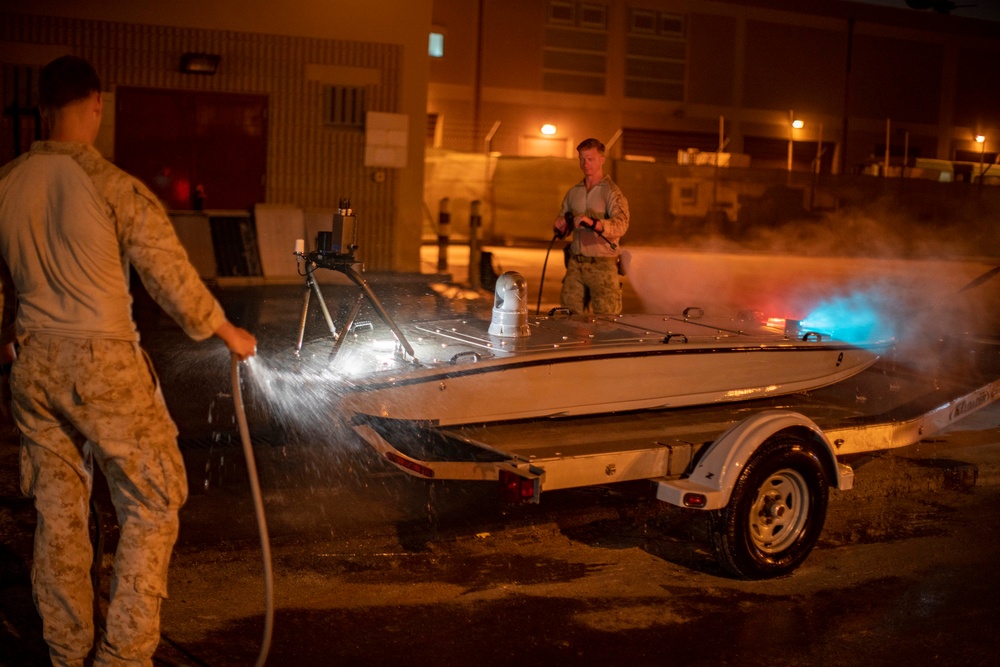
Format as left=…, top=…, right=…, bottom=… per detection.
left=294, top=248, right=416, bottom=361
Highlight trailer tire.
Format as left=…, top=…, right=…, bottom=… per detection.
left=709, top=435, right=829, bottom=579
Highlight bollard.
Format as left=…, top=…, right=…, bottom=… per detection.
left=437, top=197, right=450, bottom=272
left=468, top=199, right=482, bottom=289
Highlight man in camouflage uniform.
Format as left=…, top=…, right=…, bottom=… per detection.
left=553, top=137, right=629, bottom=314
left=0, top=56, right=257, bottom=667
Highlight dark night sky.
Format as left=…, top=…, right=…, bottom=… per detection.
left=849, top=0, right=1000, bottom=21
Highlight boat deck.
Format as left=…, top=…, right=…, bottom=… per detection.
left=406, top=312, right=866, bottom=361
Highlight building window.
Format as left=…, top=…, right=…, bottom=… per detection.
left=429, top=32, right=444, bottom=58
left=543, top=1, right=608, bottom=96
left=325, top=85, right=366, bottom=128
left=548, top=0, right=576, bottom=25
left=625, top=7, right=686, bottom=101
left=579, top=3, right=607, bottom=29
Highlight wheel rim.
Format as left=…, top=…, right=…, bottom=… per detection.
left=748, top=467, right=810, bottom=554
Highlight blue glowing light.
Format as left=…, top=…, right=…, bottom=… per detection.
left=800, top=292, right=894, bottom=344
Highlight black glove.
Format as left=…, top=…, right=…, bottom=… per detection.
left=557, top=211, right=574, bottom=239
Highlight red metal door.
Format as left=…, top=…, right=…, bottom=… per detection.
left=115, top=88, right=266, bottom=211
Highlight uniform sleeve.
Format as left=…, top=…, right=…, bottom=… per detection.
left=601, top=181, right=629, bottom=239
left=557, top=189, right=572, bottom=217
left=111, top=177, right=227, bottom=341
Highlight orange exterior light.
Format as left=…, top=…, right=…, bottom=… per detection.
left=541, top=124, right=557, bottom=136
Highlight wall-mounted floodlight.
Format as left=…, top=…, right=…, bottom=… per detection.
left=541, top=124, right=557, bottom=136
left=180, top=53, right=220, bottom=75
left=791, top=119, right=804, bottom=129
left=976, top=135, right=986, bottom=143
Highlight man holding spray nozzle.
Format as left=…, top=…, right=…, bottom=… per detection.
left=553, top=137, right=629, bottom=314
left=0, top=56, right=255, bottom=667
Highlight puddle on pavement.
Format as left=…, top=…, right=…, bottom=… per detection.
left=300, top=552, right=610, bottom=591
left=820, top=496, right=958, bottom=547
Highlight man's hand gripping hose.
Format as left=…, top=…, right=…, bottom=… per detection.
left=537, top=212, right=618, bottom=314
left=232, top=352, right=273, bottom=667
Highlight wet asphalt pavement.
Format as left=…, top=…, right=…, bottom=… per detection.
left=3, top=249, right=1000, bottom=666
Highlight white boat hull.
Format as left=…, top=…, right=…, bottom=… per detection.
left=330, top=313, right=888, bottom=426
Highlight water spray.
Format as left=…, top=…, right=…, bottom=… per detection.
left=231, top=353, right=273, bottom=667
left=798, top=261, right=1000, bottom=347
left=799, top=292, right=894, bottom=344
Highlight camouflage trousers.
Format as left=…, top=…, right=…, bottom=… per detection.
left=11, top=335, right=187, bottom=667
left=561, top=254, right=622, bottom=314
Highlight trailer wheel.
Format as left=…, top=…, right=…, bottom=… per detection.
left=709, top=435, right=829, bottom=579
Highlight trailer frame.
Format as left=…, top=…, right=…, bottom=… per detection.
left=347, top=337, right=1000, bottom=578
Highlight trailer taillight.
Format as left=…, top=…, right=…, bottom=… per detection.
left=499, top=469, right=540, bottom=504
left=683, top=493, right=707, bottom=508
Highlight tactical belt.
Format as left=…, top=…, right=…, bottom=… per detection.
left=571, top=254, right=616, bottom=263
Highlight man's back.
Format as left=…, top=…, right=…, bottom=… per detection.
left=0, top=142, right=136, bottom=340
left=0, top=142, right=136, bottom=341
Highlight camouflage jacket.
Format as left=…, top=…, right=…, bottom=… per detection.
left=557, top=174, right=629, bottom=257
left=0, top=141, right=226, bottom=345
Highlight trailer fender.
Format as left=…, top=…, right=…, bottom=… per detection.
left=656, top=410, right=851, bottom=510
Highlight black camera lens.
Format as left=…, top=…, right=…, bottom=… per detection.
left=316, top=231, right=334, bottom=252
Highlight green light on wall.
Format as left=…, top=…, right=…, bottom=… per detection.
left=429, top=33, right=444, bottom=58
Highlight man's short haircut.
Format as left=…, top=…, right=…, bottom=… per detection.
left=39, top=56, right=101, bottom=113
left=576, top=137, right=605, bottom=154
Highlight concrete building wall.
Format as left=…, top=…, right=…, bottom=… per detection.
left=742, top=20, right=847, bottom=114
left=686, top=13, right=737, bottom=108
left=428, top=0, right=1000, bottom=172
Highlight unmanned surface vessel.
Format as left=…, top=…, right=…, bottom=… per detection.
left=297, top=270, right=892, bottom=427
